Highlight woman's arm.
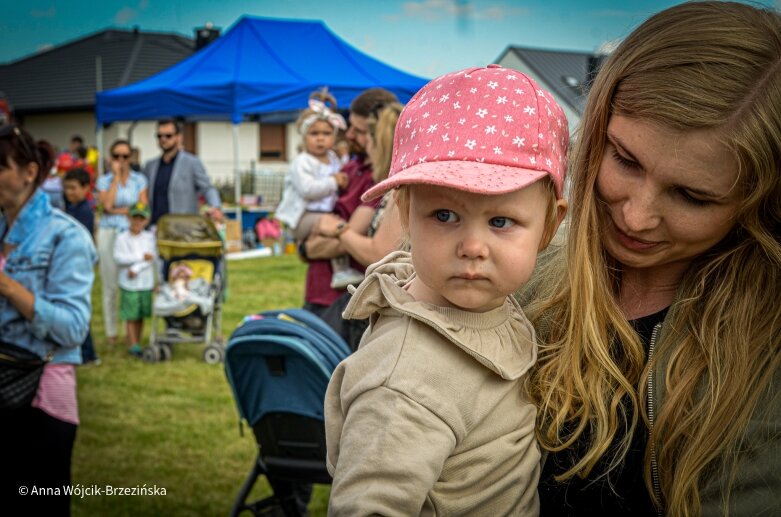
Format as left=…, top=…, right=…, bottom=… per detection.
left=138, top=186, right=148, bottom=205
left=0, top=271, right=35, bottom=320
left=10, top=225, right=97, bottom=348
left=314, top=203, right=404, bottom=267
left=97, top=174, right=119, bottom=212
left=304, top=205, right=375, bottom=261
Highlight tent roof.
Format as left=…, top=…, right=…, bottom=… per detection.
left=96, top=16, right=428, bottom=124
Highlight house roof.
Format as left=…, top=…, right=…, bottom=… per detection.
left=0, top=29, right=194, bottom=115
left=497, top=46, right=604, bottom=115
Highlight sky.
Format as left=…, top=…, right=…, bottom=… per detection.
left=2, top=0, right=778, bottom=78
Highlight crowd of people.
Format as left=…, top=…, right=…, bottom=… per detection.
left=1, top=1, right=780, bottom=515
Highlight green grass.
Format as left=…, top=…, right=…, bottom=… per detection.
left=72, top=254, right=331, bottom=516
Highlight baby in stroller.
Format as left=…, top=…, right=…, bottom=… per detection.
left=154, top=260, right=213, bottom=317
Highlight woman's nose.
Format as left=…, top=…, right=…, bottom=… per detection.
left=622, top=189, right=662, bottom=232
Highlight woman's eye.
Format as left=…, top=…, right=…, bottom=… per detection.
left=490, top=217, right=515, bottom=229
left=611, top=149, right=638, bottom=170
left=434, top=209, right=457, bottom=223
left=678, top=189, right=710, bottom=206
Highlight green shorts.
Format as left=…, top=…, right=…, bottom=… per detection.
left=119, top=289, right=153, bottom=321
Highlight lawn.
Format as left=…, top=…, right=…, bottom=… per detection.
left=72, top=254, right=331, bottom=516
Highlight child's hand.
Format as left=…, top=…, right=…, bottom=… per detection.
left=143, top=252, right=153, bottom=261
left=334, top=172, right=349, bottom=189
left=128, top=270, right=137, bottom=279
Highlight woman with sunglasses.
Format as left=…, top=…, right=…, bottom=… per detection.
left=0, top=124, right=96, bottom=515
left=95, top=139, right=148, bottom=347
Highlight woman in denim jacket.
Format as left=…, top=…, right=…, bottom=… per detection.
left=0, top=125, right=96, bottom=516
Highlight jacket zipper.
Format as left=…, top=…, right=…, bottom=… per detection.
left=647, top=322, right=663, bottom=516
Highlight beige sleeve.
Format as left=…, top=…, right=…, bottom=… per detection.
left=328, top=386, right=456, bottom=517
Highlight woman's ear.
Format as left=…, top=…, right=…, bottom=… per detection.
left=23, top=161, right=39, bottom=187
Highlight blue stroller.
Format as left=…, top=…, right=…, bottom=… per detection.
left=225, top=308, right=351, bottom=516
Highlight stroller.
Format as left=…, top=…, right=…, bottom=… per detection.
left=145, top=214, right=226, bottom=364
left=224, top=308, right=351, bottom=516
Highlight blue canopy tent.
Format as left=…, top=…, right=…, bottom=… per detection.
left=95, top=17, right=428, bottom=227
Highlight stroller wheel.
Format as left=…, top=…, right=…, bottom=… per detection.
left=142, top=345, right=162, bottom=363
left=159, top=343, right=173, bottom=361
left=203, top=344, right=224, bottom=364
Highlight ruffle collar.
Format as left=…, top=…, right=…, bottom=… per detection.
left=343, top=251, right=537, bottom=380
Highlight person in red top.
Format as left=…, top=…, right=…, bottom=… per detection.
left=300, top=88, right=398, bottom=316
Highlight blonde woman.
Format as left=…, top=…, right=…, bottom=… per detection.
left=524, top=2, right=781, bottom=516
left=308, top=103, right=406, bottom=349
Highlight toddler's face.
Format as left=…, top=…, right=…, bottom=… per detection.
left=304, top=120, right=336, bottom=158
left=406, top=182, right=551, bottom=312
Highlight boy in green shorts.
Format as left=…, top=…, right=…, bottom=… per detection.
left=113, top=202, right=156, bottom=357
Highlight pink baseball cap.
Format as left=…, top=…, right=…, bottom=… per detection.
left=362, top=64, right=569, bottom=201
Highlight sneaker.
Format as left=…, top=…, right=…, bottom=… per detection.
left=128, top=344, right=143, bottom=357
left=83, top=358, right=102, bottom=366
left=330, top=268, right=365, bottom=290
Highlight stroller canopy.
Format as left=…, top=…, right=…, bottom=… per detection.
left=225, top=309, right=350, bottom=426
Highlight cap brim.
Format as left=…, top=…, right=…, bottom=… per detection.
left=362, top=160, right=552, bottom=202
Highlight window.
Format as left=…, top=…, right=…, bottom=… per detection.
left=259, top=124, right=286, bottom=161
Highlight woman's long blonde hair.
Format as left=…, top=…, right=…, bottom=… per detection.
left=367, top=102, right=403, bottom=182
left=525, top=2, right=781, bottom=515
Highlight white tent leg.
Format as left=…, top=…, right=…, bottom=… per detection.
left=96, top=125, right=104, bottom=176
left=232, top=123, right=242, bottom=240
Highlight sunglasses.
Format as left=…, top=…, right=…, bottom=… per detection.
left=0, top=124, right=36, bottom=160
left=112, top=153, right=130, bottom=160
left=156, top=132, right=176, bottom=139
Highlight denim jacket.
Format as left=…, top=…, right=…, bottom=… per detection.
left=0, top=188, right=97, bottom=364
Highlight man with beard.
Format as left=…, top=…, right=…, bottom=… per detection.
left=144, top=118, right=222, bottom=226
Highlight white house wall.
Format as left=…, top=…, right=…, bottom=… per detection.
left=23, top=112, right=97, bottom=152
left=196, top=121, right=258, bottom=182
left=22, top=113, right=302, bottom=186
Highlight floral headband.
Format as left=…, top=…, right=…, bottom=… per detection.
left=299, top=99, right=347, bottom=135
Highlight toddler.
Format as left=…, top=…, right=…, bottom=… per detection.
left=113, top=202, right=156, bottom=357
left=325, top=65, right=569, bottom=515
left=276, top=89, right=365, bottom=289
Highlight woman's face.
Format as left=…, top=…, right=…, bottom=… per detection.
left=0, top=156, right=37, bottom=212
left=111, top=143, right=131, bottom=173
left=596, top=115, right=743, bottom=274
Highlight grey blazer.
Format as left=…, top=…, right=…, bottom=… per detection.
left=143, top=150, right=221, bottom=215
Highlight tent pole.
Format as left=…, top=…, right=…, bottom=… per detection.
left=232, top=123, right=242, bottom=239
left=95, top=54, right=104, bottom=176
left=96, top=126, right=104, bottom=176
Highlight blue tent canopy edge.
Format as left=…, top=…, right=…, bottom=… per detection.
left=95, top=16, right=428, bottom=124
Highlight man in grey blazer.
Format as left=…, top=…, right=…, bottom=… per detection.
left=144, top=118, right=222, bottom=226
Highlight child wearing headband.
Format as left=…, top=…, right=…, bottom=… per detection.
left=324, top=65, right=569, bottom=515
left=277, top=89, right=365, bottom=289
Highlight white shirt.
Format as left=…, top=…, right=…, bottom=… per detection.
left=113, top=229, right=156, bottom=291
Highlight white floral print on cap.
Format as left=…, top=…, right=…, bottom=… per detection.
left=362, top=64, right=569, bottom=201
